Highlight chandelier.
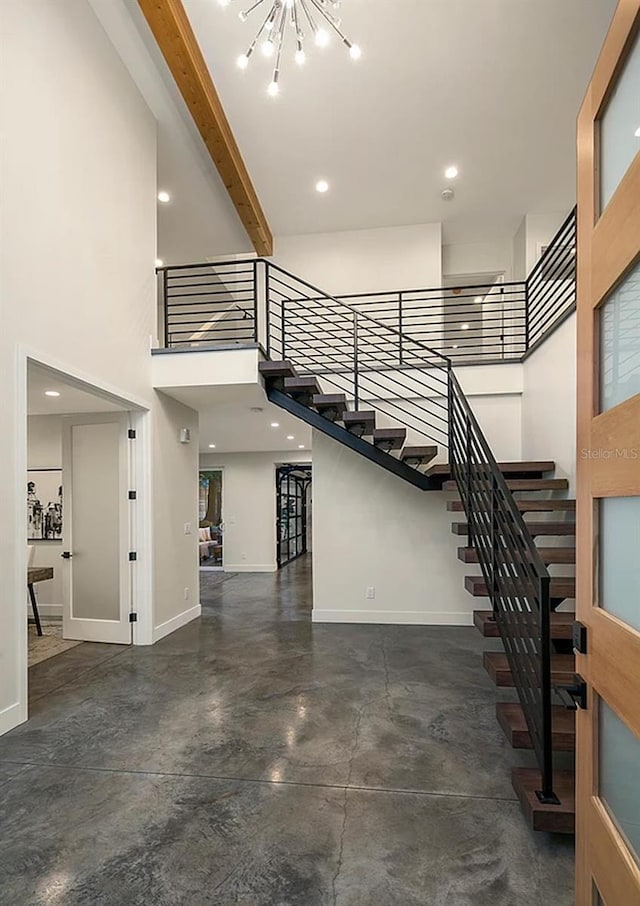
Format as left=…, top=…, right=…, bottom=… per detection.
left=218, top=0, right=361, bottom=96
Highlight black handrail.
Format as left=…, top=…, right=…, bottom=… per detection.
left=447, top=368, right=557, bottom=804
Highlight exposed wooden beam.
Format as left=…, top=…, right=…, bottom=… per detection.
left=138, top=0, right=273, bottom=256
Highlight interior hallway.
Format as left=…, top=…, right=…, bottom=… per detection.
left=0, top=557, right=573, bottom=904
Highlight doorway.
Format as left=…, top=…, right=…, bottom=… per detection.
left=26, top=361, right=143, bottom=667
left=276, top=465, right=312, bottom=569
left=199, top=468, right=224, bottom=569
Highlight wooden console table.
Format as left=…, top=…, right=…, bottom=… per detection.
left=27, top=566, right=53, bottom=637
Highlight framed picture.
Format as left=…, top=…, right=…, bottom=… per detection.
left=27, top=470, right=63, bottom=541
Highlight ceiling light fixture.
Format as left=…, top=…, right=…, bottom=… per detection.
left=461, top=323, right=469, bottom=330
left=444, top=165, right=458, bottom=179
left=271, top=421, right=280, bottom=427
left=315, top=179, right=329, bottom=193
left=474, top=296, right=483, bottom=304
left=287, top=435, right=295, bottom=440
left=223, top=0, right=361, bottom=95
left=157, top=190, right=171, bottom=203
left=298, top=444, right=305, bottom=449
left=208, top=444, right=217, bottom=448
left=155, top=258, right=164, bottom=268
left=44, top=390, right=61, bottom=397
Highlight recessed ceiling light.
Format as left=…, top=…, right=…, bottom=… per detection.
left=155, top=258, right=164, bottom=268
left=445, top=165, right=458, bottom=179
left=461, top=323, right=469, bottom=330
left=270, top=422, right=280, bottom=428
left=315, top=180, right=329, bottom=193
left=208, top=444, right=216, bottom=449
left=635, top=126, right=640, bottom=137
left=298, top=444, right=305, bottom=449
left=44, top=390, right=60, bottom=397
left=474, top=296, right=483, bottom=304
left=287, top=435, right=295, bottom=440
left=157, top=190, right=171, bottom=203
left=452, top=344, right=459, bottom=349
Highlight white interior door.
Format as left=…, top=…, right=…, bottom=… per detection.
left=62, top=414, right=132, bottom=643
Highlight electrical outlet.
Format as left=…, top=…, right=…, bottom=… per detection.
left=366, top=586, right=375, bottom=599
left=241, top=552, right=247, bottom=561
left=184, top=587, right=190, bottom=600
left=184, top=522, right=192, bottom=535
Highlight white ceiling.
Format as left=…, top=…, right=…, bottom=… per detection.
left=28, top=363, right=125, bottom=416
left=183, top=0, right=616, bottom=244
left=159, top=384, right=313, bottom=452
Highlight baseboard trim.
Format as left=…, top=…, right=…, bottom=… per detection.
left=224, top=564, right=277, bottom=573
left=312, top=609, right=474, bottom=626
left=0, top=701, right=26, bottom=737
left=152, top=604, right=201, bottom=643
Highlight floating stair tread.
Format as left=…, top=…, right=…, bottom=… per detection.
left=401, top=446, right=438, bottom=465
left=465, top=575, right=575, bottom=598
left=496, top=702, right=575, bottom=752
left=442, top=478, right=569, bottom=492
left=372, top=428, right=406, bottom=450
left=428, top=461, right=555, bottom=478
left=283, top=376, right=321, bottom=396
left=447, top=499, right=576, bottom=513
left=459, top=546, right=576, bottom=564
left=483, top=651, right=575, bottom=687
left=343, top=411, right=376, bottom=435
left=312, top=394, right=347, bottom=418
left=473, top=610, right=575, bottom=640
left=258, top=360, right=298, bottom=380
left=512, top=768, right=575, bottom=834
left=452, top=521, right=575, bottom=536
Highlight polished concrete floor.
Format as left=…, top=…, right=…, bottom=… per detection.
left=0, top=556, right=574, bottom=904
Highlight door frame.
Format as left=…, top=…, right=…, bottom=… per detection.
left=575, top=2, right=640, bottom=902
left=16, top=348, right=154, bottom=715
left=198, top=466, right=224, bottom=571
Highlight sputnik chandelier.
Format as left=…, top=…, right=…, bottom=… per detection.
left=218, top=0, right=361, bottom=96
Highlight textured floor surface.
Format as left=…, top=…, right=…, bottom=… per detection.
left=0, top=557, right=574, bottom=904
left=28, top=619, right=83, bottom=667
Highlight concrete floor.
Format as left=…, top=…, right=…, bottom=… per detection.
left=0, top=556, right=574, bottom=905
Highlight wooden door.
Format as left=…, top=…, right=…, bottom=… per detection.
left=576, top=2, right=640, bottom=904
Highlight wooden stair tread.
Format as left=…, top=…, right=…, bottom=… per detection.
left=442, top=478, right=569, bottom=492
left=343, top=410, right=376, bottom=437
left=512, top=768, right=575, bottom=834
left=312, top=394, right=347, bottom=420
left=447, top=499, right=576, bottom=513
left=452, top=521, right=575, bottom=536
left=401, top=446, right=438, bottom=466
left=473, top=610, right=575, bottom=640
left=465, top=575, right=575, bottom=598
left=428, top=461, right=555, bottom=477
left=496, top=702, right=575, bottom=752
left=284, top=376, right=321, bottom=394
left=483, top=651, right=575, bottom=687
left=259, top=360, right=298, bottom=379
left=459, top=546, right=575, bottom=564
left=372, top=428, right=406, bottom=450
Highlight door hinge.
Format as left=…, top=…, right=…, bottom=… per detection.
left=128, top=490, right=137, bottom=500
left=129, top=612, right=137, bottom=623
left=128, top=429, right=136, bottom=439
left=573, top=621, right=587, bottom=654
left=556, top=674, right=588, bottom=711
left=128, top=551, right=137, bottom=561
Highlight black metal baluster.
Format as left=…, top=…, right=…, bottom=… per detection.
left=353, top=311, right=359, bottom=408
left=281, top=298, right=286, bottom=361
left=398, top=292, right=403, bottom=365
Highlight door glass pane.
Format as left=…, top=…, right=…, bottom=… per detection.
left=599, top=257, right=640, bottom=412
left=71, top=422, right=120, bottom=620
left=599, top=496, right=640, bottom=630
left=599, top=699, right=640, bottom=866
left=599, top=27, right=640, bottom=211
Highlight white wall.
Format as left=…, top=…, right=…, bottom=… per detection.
left=442, top=240, right=514, bottom=280
left=199, top=450, right=311, bottom=572
left=312, top=431, right=470, bottom=624
left=27, top=416, right=64, bottom=614
left=521, top=313, right=576, bottom=491
left=0, top=0, right=197, bottom=735
left=152, top=393, right=200, bottom=639
left=273, top=223, right=442, bottom=295
left=516, top=211, right=571, bottom=277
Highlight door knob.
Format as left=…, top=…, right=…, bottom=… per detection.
left=61, top=551, right=73, bottom=559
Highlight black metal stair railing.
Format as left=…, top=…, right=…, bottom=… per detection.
left=447, top=368, right=558, bottom=805
left=264, top=261, right=452, bottom=449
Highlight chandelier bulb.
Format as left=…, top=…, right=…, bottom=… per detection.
left=295, top=48, right=306, bottom=64
left=262, top=38, right=275, bottom=56
left=267, top=80, right=280, bottom=97
left=237, top=53, right=250, bottom=69
left=349, top=43, right=361, bottom=60
left=314, top=27, right=330, bottom=47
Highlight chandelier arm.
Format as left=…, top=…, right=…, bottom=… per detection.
left=272, top=0, right=288, bottom=85
left=308, top=0, right=352, bottom=45
left=299, top=0, right=319, bottom=36
left=245, top=2, right=278, bottom=56
left=239, top=0, right=267, bottom=21
left=292, top=0, right=303, bottom=53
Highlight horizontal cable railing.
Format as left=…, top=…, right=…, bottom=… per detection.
left=525, top=208, right=577, bottom=355
left=448, top=369, right=556, bottom=803
left=265, top=261, right=452, bottom=446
